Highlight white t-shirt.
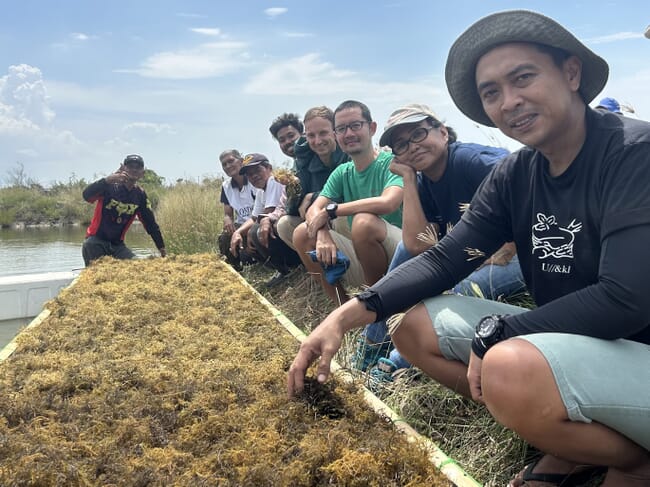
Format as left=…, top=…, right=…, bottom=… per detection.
left=252, top=176, right=286, bottom=220
left=221, top=178, right=255, bottom=225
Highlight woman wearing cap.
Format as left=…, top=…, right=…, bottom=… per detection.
left=289, top=9, right=650, bottom=486
left=356, top=104, right=526, bottom=382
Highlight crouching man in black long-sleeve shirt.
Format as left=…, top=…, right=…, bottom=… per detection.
left=288, top=10, right=650, bottom=487
left=82, top=154, right=166, bottom=266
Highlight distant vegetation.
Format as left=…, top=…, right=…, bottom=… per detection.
left=0, top=163, right=206, bottom=230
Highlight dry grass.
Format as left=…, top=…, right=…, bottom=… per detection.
left=0, top=255, right=450, bottom=487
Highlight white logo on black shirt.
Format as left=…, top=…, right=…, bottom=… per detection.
left=532, top=213, right=582, bottom=262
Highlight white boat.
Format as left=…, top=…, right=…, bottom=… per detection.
left=0, top=271, right=78, bottom=321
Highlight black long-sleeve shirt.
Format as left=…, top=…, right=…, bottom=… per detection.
left=359, top=108, right=650, bottom=346
left=83, top=178, right=165, bottom=250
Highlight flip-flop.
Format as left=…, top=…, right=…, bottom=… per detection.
left=520, top=457, right=607, bottom=486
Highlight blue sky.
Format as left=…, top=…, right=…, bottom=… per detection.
left=1, top=1, right=648, bottom=186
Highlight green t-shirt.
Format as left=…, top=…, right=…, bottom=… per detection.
left=320, top=150, right=403, bottom=228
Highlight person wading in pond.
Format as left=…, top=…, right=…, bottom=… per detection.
left=288, top=10, right=650, bottom=487
left=82, top=154, right=166, bottom=266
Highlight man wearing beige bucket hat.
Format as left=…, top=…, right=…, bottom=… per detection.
left=289, top=10, right=650, bottom=486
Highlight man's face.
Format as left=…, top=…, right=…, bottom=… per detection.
left=121, top=164, right=145, bottom=187
left=243, top=164, right=272, bottom=189
left=220, top=154, right=242, bottom=178
left=305, top=116, right=337, bottom=161
left=390, top=121, right=448, bottom=172
left=334, top=107, right=376, bottom=156
left=276, top=125, right=301, bottom=158
left=475, top=42, right=581, bottom=152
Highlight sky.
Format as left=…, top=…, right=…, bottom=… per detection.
left=0, top=1, right=648, bottom=187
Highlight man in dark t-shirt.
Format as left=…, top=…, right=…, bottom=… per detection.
left=288, top=11, right=650, bottom=486
left=82, top=154, right=166, bottom=266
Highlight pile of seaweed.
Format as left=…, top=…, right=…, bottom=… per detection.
left=0, top=255, right=449, bottom=486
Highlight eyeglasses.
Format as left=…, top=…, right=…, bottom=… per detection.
left=334, top=120, right=368, bottom=135
left=391, top=125, right=435, bottom=156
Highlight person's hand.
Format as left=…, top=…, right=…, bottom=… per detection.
left=389, top=157, right=417, bottom=180
left=314, top=233, right=338, bottom=266
left=229, top=232, right=243, bottom=257
left=306, top=208, right=330, bottom=239
left=467, top=351, right=484, bottom=404
left=257, top=217, right=275, bottom=248
left=159, top=247, right=167, bottom=258
left=223, top=216, right=236, bottom=235
left=298, top=193, right=314, bottom=219
left=105, top=167, right=131, bottom=185
left=287, top=313, right=345, bottom=398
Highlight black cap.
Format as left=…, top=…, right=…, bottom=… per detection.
left=123, top=154, right=145, bottom=167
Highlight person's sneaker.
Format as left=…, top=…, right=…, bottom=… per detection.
left=265, top=271, right=287, bottom=288
left=351, top=337, right=392, bottom=372
left=368, top=358, right=397, bottom=393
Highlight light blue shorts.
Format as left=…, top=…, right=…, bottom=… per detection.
left=423, top=294, right=650, bottom=450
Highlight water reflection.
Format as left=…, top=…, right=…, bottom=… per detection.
left=0, top=224, right=157, bottom=276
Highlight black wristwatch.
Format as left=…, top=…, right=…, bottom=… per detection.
left=472, top=314, right=507, bottom=359
left=326, top=202, right=338, bottom=220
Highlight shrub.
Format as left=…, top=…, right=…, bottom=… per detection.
left=156, top=180, right=222, bottom=254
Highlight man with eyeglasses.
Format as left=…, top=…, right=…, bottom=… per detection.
left=292, top=100, right=404, bottom=304
left=356, top=104, right=526, bottom=383
left=82, top=154, right=166, bottom=266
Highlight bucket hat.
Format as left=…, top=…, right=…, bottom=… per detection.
left=445, top=10, right=609, bottom=127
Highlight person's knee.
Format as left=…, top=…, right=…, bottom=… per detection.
left=392, top=305, right=441, bottom=362
left=482, top=340, right=561, bottom=430
left=292, top=223, right=310, bottom=250
left=350, top=213, right=385, bottom=242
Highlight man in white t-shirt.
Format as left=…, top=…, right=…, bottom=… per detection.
left=218, top=149, right=256, bottom=271
left=230, top=153, right=301, bottom=286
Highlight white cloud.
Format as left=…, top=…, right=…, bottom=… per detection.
left=190, top=27, right=221, bottom=37
left=0, top=64, right=55, bottom=133
left=586, top=31, right=644, bottom=44
left=265, top=7, right=287, bottom=18
left=123, top=122, right=177, bottom=135
left=131, top=41, right=250, bottom=79
left=71, top=32, right=90, bottom=41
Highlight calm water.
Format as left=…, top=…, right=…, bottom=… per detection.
left=0, top=224, right=158, bottom=277
left=0, top=225, right=159, bottom=349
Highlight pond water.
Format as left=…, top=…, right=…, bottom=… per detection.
left=0, top=225, right=159, bottom=349
left=0, top=224, right=158, bottom=277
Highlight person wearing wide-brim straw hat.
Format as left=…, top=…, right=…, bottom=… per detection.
left=288, top=10, right=650, bottom=487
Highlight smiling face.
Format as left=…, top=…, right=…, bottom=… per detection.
left=334, top=107, right=376, bottom=156
left=390, top=120, right=449, bottom=176
left=243, top=163, right=272, bottom=189
left=305, top=116, right=337, bottom=161
left=220, top=153, right=243, bottom=178
left=475, top=42, right=582, bottom=153
left=276, top=125, right=301, bottom=158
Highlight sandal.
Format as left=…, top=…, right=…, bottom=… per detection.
left=513, top=456, right=607, bottom=486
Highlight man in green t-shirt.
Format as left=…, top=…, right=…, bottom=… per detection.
left=293, top=100, right=404, bottom=304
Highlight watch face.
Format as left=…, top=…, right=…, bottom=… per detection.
left=326, top=203, right=336, bottom=211
left=477, top=316, right=498, bottom=338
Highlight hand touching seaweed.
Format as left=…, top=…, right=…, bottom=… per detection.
left=287, top=298, right=377, bottom=398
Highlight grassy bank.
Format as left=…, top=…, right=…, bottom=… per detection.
left=0, top=168, right=170, bottom=227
